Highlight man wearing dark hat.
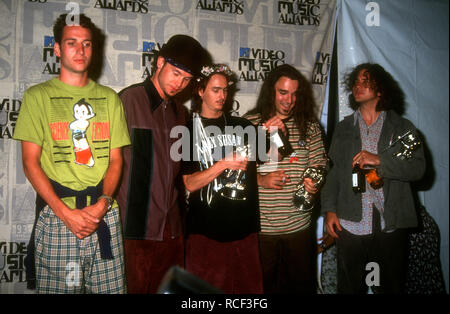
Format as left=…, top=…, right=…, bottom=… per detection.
left=116, top=34, right=209, bottom=293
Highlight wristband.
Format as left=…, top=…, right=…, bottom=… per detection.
left=98, top=195, right=113, bottom=211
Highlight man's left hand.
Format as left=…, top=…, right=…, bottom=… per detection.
left=83, top=200, right=108, bottom=222
left=263, top=116, right=287, bottom=136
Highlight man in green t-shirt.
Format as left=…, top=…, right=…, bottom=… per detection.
left=13, top=13, right=130, bottom=293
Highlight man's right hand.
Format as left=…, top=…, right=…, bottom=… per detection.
left=257, top=170, right=290, bottom=189
left=183, top=152, right=248, bottom=193
left=220, top=151, right=248, bottom=171
left=62, top=208, right=100, bottom=239
left=325, top=211, right=342, bottom=238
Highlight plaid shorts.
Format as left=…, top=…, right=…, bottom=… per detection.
left=34, top=206, right=127, bottom=294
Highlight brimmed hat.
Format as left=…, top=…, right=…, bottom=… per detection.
left=159, top=34, right=205, bottom=77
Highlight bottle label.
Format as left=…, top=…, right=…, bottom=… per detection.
left=270, top=132, right=284, bottom=148
left=352, top=173, right=358, bottom=187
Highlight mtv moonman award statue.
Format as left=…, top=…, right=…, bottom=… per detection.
left=220, top=145, right=249, bottom=201
left=392, top=130, right=421, bottom=160
left=293, top=166, right=326, bottom=212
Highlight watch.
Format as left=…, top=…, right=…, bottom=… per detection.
left=98, top=194, right=113, bottom=211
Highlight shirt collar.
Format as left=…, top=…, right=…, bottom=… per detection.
left=353, top=109, right=386, bottom=127
left=143, top=77, right=169, bottom=112
left=353, top=110, right=361, bottom=126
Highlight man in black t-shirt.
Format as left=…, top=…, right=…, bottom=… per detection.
left=181, top=64, right=263, bottom=293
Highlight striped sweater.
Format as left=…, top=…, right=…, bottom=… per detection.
left=244, top=113, right=327, bottom=235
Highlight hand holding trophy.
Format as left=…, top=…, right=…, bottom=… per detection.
left=393, top=130, right=421, bottom=160
left=220, top=145, right=249, bottom=201
left=293, top=166, right=326, bottom=212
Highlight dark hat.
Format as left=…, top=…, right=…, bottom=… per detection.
left=159, top=34, right=206, bottom=77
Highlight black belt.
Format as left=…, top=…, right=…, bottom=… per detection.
left=37, top=180, right=113, bottom=260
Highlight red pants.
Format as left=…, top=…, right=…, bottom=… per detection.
left=124, top=226, right=184, bottom=294
left=185, top=233, right=263, bottom=294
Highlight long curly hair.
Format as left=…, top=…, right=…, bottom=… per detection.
left=343, top=63, right=405, bottom=115
left=246, top=64, right=318, bottom=137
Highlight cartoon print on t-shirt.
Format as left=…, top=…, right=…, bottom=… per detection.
left=69, top=98, right=95, bottom=167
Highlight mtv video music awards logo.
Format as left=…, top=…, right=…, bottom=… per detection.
left=42, top=35, right=60, bottom=75
left=312, top=51, right=330, bottom=85
left=0, top=242, right=27, bottom=284
left=94, top=0, right=149, bottom=13
left=238, top=47, right=285, bottom=81
left=141, top=41, right=163, bottom=79
left=196, top=0, right=244, bottom=14
left=278, top=0, right=321, bottom=26
left=0, top=98, right=20, bottom=139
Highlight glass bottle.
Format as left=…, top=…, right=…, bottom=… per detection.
left=363, top=167, right=383, bottom=189
left=268, top=127, right=294, bottom=158
left=352, top=164, right=366, bottom=193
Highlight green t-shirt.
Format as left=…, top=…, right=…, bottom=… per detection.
left=14, top=78, right=130, bottom=207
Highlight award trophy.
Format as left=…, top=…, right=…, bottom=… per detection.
left=393, top=130, right=421, bottom=160
left=293, top=166, right=326, bottom=212
left=220, top=145, right=248, bottom=201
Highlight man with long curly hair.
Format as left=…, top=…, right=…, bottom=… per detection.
left=321, top=63, right=426, bottom=293
left=244, top=64, right=327, bottom=293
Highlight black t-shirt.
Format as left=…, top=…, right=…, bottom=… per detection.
left=181, top=113, right=260, bottom=242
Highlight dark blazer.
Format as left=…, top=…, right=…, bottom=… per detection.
left=321, top=110, right=426, bottom=230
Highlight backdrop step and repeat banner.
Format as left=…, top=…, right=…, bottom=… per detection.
left=0, top=0, right=336, bottom=293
